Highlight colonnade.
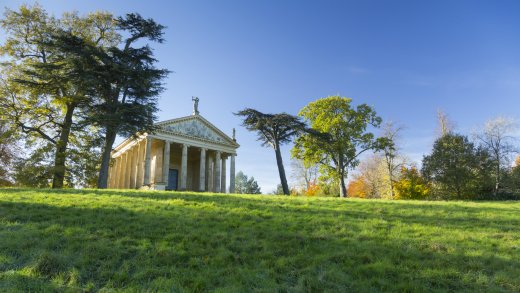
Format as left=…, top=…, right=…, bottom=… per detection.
left=108, top=137, right=236, bottom=193
left=108, top=139, right=146, bottom=190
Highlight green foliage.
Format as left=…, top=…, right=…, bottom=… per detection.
left=317, top=177, right=341, bottom=197
left=234, top=171, right=262, bottom=194
left=0, top=188, right=519, bottom=291
left=292, top=96, right=388, bottom=197
left=12, top=144, right=54, bottom=187
left=0, top=4, right=118, bottom=188
left=11, top=130, right=101, bottom=188
left=66, top=127, right=103, bottom=188
left=394, top=166, right=430, bottom=200
left=235, top=109, right=306, bottom=148
left=495, top=159, right=520, bottom=200
left=0, top=5, right=168, bottom=189
left=422, top=133, right=494, bottom=199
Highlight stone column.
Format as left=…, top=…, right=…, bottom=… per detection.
left=116, top=156, right=122, bottom=188
left=221, top=155, right=227, bottom=193
left=115, top=156, right=122, bottom=188
left=230, top=154, right=236, bottom=193
left=214, top=151, right=221, bottom=193
left=143, top=138, right=153, bottom=186
left=108, top=159, right=113, bottom=188
left=137, top=140, right=145, bottom=188
left=163, top=141, right=171, bottom=188
left=199, top=148, right=206, bottom=191
left=180, top=144, right=188, bottom=190
left=121, top=155, right=127, bottom=189
left=122, top=152, right=129, bottom=189
left=127, top=151, right=133, bottom=189
left=206, top=152, right=211, bottom=191
left=132, top=142, right=141, bottom=188
left=129, top=147, right=137, bottom=189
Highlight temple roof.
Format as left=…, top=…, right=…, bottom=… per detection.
left=155, top=114, right=239, bottom=148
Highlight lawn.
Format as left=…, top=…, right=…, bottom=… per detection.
left=0, top=188, right=519, bottom=292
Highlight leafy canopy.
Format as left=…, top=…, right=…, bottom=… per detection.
left=422, top=133, right=494, bottom=199
left=292, top=96, right=389, bottom=197
left=394, top=166, right=430, bottom=200
left=235, top=108, right=306, bottom=149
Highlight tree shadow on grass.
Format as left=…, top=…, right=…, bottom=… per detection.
left=0, top=198, right=519, bottom=292
left=0, top=270, right=66, bottom=292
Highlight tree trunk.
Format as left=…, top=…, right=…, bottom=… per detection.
left=274, top=143, right=289, bottom=195
left=339, top=175, right=348, bottom=198
left=51, top=103, right=76, bottom=189
left=389, top=179, right=395, bottom=198
left=97, top=125, right=117, bottom=188
left=338, top=156, right=347, bottom=198
left=494, top=156, right=500, bottom=197
left=385, top=158, right=395, bottom=198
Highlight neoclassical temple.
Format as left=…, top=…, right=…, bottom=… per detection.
left=107, top=98, right=239, bottom=192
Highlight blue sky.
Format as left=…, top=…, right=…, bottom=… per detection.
left=3, top=0, right=520, bottom=192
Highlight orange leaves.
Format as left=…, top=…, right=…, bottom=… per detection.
left=347, top=175, right=368, bottom=198
left=304, top=182, right=321, bottom=196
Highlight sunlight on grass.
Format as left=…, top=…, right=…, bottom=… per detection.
left=1, top=188, right=519, bottom=291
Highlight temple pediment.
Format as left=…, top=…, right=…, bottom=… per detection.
left=156, top=115, right=237, bottom=146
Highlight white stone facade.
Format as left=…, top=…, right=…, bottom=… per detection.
left=108, top=114, right=239, bottom=192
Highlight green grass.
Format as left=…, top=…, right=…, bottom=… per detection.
left=0, top=188, right=519, bottom=292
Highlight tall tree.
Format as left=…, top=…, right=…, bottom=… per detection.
left=94, top=13, right=169, bottom=189
left=422, top=133, right=493, bottom=199
left=0, top=5, right=117, bottom=188
left=504, top=155, right=520, bottom=196
left=235, top=109, right=306, bottom=195
left=380, top=121, right=405, bottom=198
left=475, top=116, right=518, bottom=197
left=292, top=96, right=388, bottom=197
left=356, top=154, right=391, bottom=198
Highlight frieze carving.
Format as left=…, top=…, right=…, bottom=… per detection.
left=163, top=119, right=225, bottom=143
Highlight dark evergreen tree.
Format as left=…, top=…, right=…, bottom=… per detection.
left=235, top=109, right=306, bottom=195
left=94, top=13, right=169, bottom=188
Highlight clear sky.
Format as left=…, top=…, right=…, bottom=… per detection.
left=3, top=0, right=520, bottom=192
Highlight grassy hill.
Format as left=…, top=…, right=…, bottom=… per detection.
left=0, top=188, right=519, bottom=292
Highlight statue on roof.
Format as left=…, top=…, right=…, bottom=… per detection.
left=192, top=96, right=199, bottom=115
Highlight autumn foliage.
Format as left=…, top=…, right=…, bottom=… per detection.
left=304, top=182, right=321, bottom=196
left=347, top=175, right=368, bottom=198
left=394, top=167, right=430, bottom=200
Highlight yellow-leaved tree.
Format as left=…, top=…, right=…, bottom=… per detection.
left=394, top=166, right=430, bottom=200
